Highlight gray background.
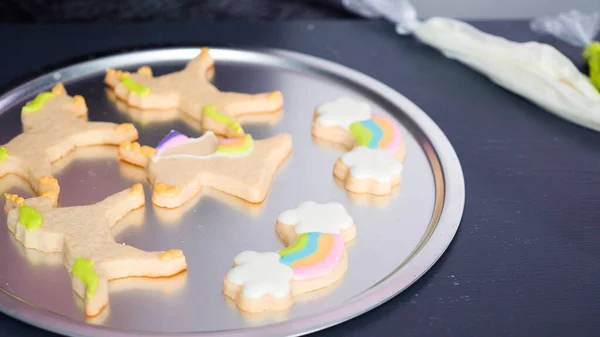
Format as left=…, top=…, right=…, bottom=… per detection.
left=411, top=0, right=598, bottom=18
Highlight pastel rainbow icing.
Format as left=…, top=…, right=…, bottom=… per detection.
left=349, top=115, right=403, bottom=153
left=155, top=130, right=190, bottom=154
left=216, top=134, right=254, bottom=155
left=279, top=232, right=344, bottom=281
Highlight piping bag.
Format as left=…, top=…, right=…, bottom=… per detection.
left=343, top=0, right=600, bottom=131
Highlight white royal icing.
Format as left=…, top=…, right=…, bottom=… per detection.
left=277, top=201, right=353, bottom=235
left=316, top=97, right=372, bottom=129
left=414, top=17, right=600, bottom=131
left=227, top=251, right=293, bottom=299
left=341, top=147, right=403, bottom=183
left=151, top=131, right=253, bottom=162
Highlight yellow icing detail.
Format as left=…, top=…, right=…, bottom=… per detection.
left=120, top=140, right=132, bottom=150
left=5, top=193, right=25, bottom=206
left=51, top=83, right=65, bottom=95
left=267, top=90, right=283, bottom=101
left=114, top=70, right=131, bottom=78
left=115, top=123, right=136, bottom=133
left=203, top=105, right=244, bottom=135
left=0, top=146, right=7, bottom=161
left=137, top=66, right=152, bottom=76
left=73, top=258, right=99, bottom=299
left=39, top=176, right=59, bottom=187
left=19, top=205, right=43, bottom=232
left=41, top=190, right=58, bottom=201
left=130, top=183, right=144, bottom=196
left=21, top=92, right=54, bottom=114
left=140, top=146, right=156, bottom=157
left=160, top=249, right=184, bottom=261
left=121, top=77, right=150, bottom=96
left=154, top=184, right=179, bottom=197
left=73, top=95, right=86, bottom=106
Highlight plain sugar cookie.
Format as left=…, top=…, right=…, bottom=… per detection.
left=276, top=201, right=356, bottom=245
left=223, top=251, right=294, bottom=313
left=334, top=147, right=403, bottom=195
left=312, top=96, right=372, bottom=149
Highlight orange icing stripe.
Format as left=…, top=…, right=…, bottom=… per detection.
left=218, top=138, right=246, bottom=149
left=291, top=234, right=334, bottom=268
left=373, top=116, right=394, bottom=148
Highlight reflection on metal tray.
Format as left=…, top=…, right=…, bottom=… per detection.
left=0, top=48, right=464, bottom=337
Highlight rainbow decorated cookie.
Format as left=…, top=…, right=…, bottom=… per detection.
left=3, top=185, right=187, bottom=317
left=0, top=83, right=138, bottom=203
left=118, top=129, right=292, bottom=208
left=348, top=116, right=406, bottom=159
left=105, top=48, right=284, bottom=136
left=334, top=147, right=403, bottom=195
left=224, top=201, right=354, bottom=313
left=312, top=97, right=406, bottom=195
left=276, top=201, right=356, bottom=245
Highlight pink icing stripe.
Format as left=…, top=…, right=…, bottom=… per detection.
left=218, top=138, right=239, bottom=144
left=385, top=121, right=403, bottom=153
left=292, top=234, right=345, bottom=281
left=373, top=113, right=403, bottom=153
left=157, top=135, right=189, bottom=153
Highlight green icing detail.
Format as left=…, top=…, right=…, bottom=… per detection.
left=349, top=122, right=372, bottom=147
left=121, top=77, right=150, bottom=96
left=583, top=42, right=600, bottom=92
left=0, top=147, right=8, bottom=162
left=21, top=92, right=54, bottom=114
left=18, top=205, right=43, bottom=232
left=73, top=257, right=99, bottom=299
left=217, top=134, right=254, bottom=155
left=279, top=233, right=308, bottom=256
left=203, top=105, right=244, bottom=135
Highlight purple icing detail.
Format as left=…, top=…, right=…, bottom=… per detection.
left=156, top=130, right=189, bottom=153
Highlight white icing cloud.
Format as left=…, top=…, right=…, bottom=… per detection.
left=227, top=251, right=293, bottom=299
left=316, top=97, right=372, bottom=129
left=341, top=147, right=403, bottom=183
left=278, top=201, right=353, bottom=234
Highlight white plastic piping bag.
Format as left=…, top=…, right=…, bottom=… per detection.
left=531, top=10, right=599, bottom=48
left=343, top=0, right=600, bottom=132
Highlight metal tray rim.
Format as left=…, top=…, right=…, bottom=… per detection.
left=0, top=47, right=465, bottom=337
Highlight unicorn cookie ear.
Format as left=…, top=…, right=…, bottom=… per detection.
left=21, top=83, right=88, bottom=131
left=51, top=83, right=66, bottom=96
left=4, top=193, right=56, bottom=215
left=48, top=83, right=86, bottom=119
left=185, top=47, right=215, bottom=76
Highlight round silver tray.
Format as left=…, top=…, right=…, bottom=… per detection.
left=0, top=48, right=464, bottom=337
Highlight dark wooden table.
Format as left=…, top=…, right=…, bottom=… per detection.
left=1, top=20, right=599, bottom=337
